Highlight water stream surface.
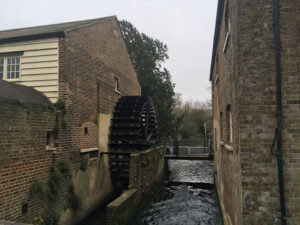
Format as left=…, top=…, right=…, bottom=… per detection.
left=133, top=160, right=222, bottom=225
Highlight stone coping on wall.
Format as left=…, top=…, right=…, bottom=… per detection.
left=106, top=189, right=137, bottom=225
left=107, top=189, right=137, bottom=208
left=106, top=145, right=165, bottom=225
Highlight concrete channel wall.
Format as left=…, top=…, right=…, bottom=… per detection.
left=106, top=146, right=164, bottom=225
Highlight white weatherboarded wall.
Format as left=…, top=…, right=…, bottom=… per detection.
left=0, top=38, right=59, bottom=103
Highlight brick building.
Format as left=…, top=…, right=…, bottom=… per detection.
left=210, top=0, right=300, bottom=225
left=0, top=80, right=56, bottom=221
left=0, top=16, right=141, bottom=224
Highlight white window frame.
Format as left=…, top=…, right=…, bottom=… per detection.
left=114, top=77, right=121, bottom=94
left=0, top=56, right=21, bottom=81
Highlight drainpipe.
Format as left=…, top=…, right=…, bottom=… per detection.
left=273, top=0, right=286, bottom=224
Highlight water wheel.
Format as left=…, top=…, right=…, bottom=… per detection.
left=108, top=96, right=158, bottom=181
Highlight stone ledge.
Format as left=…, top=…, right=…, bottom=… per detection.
left=107, top=189, right=137, bottom=208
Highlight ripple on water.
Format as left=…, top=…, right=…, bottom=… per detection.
left=134, top=160, right=222, bottom=225
left=134, top=185, right=222, bottom=225
left=168, top=160, right=214, bottom=183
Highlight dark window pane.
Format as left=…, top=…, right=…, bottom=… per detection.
left=12, top=58, right=15, bottom=64
left=0, top=73, right=3, bottom=79
left=16, top=65, right=19, bottom=71
left=7, top=72, right=10, bottom=79
left=16, top=57, right=20, bottom=64
left=11, top=72, right=15, bottom=79
left=16, top=72, right=19, bottom=78
left=0, top=59, right=3, bottom=64
left=7, top=65, right=10, bottom=71
left=7, top=58, right=11, bottom=64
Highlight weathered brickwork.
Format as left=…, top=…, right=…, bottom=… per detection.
left=107, top=146, right=165, bottom=225
left=212, top=1, right=300, bottom=225
left=0, top=17, right=141, bottom=224
left=129, top=146, right=164, bottom=192
left=0, top=100, right=56, bottom=221
left=57, top=17, right=140, bottom=159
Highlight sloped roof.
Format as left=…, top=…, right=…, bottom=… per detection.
left=0, top=16, right=116, bottom=43
left=209, top=0, right=224, bottom=81
left=0, top=80, right=53, bottom=107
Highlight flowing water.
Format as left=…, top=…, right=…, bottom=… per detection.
left=78, top=160, right=222, bottom=225
left=133, top=160, right=222, bottom=225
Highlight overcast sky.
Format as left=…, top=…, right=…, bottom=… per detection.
left=0, top=0, right=217, bottom=102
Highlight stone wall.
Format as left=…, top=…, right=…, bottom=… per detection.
left=0, top=100, right=56, bottom=221
left=212, top=0, right=300, bottom=224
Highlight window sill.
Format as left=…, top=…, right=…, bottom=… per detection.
left=219, top=141, right=233, bottom=152
left=114, top=89, right=121, bottom=95
left=223, top=32, right=230, bottom=53
left=46, top=146, right=57, bottom=151
left=80, top=147, right=99, bottom=153
left=4, top=78, right=21, bottom=82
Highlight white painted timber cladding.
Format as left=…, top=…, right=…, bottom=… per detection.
left=0, top=38, right=59, bottom=103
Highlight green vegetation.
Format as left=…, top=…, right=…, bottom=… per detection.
left=79, top=156, right=89, bottom=171
left=54, top=99, right=66, bottom=113
left=47, top=168, right=61, bottom=201
left=173, top=93, right=212, bottom=140
left=42, top=208, right=60, bottom=225
left=68, top=184, right=81, bottom=211
left=54, top=99, right=67, bottom=132
left=30, top=180, right=45, bottom=200
left=119, top=20, right=212, bottom=143
left=56, top=159, right=71, bottom=177
left=119, top=20, right=177, bottom=141
left=29, top=159, right=80, bottom=225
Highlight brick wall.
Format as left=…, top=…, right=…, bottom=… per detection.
left=129, top=146, right=164, bottom=192
left=0, top=100, right=56, bottom=221
left=212, top=0, right=300, bottom=225
left=57, top=17, right=140, bottom=159
left=106, top=146, right=164, bottom=225
left=0, top=17, right=141, bottom=224
left=54, top=17, right=141, bottom=223
left=212, top=0, right=242, bottom=224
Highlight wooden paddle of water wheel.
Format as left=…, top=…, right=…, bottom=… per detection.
left=107, top=96, right=158, bottom=183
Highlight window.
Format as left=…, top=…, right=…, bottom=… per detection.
left=46, top=131, right=56, bottom=151
left=225, top=0, right=230, bottom=34
left=226, top=105, right=232, bottom=143
left=0, top=59, right=3, bottom=79
left=114, top=77, right=120, bottom=93
left=0, top=56, right=20, bottom=80
left=84, top=127, right=88, bottom=135
left=215, top=54, right=219, bottom=84
left=220, top=112, right=223, bottom=141
left=223, top=0, right=231, bottom=54
left=214, top=128, right=218, bottom=151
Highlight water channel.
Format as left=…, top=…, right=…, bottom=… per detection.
left=133, top=160, right=222, bottom=225
left=78, top=159, right=222, bottom=225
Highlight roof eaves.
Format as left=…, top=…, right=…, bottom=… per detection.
left=209, top=0, right=225, bottom=81
left=0, top=31, right=65, bottom=44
